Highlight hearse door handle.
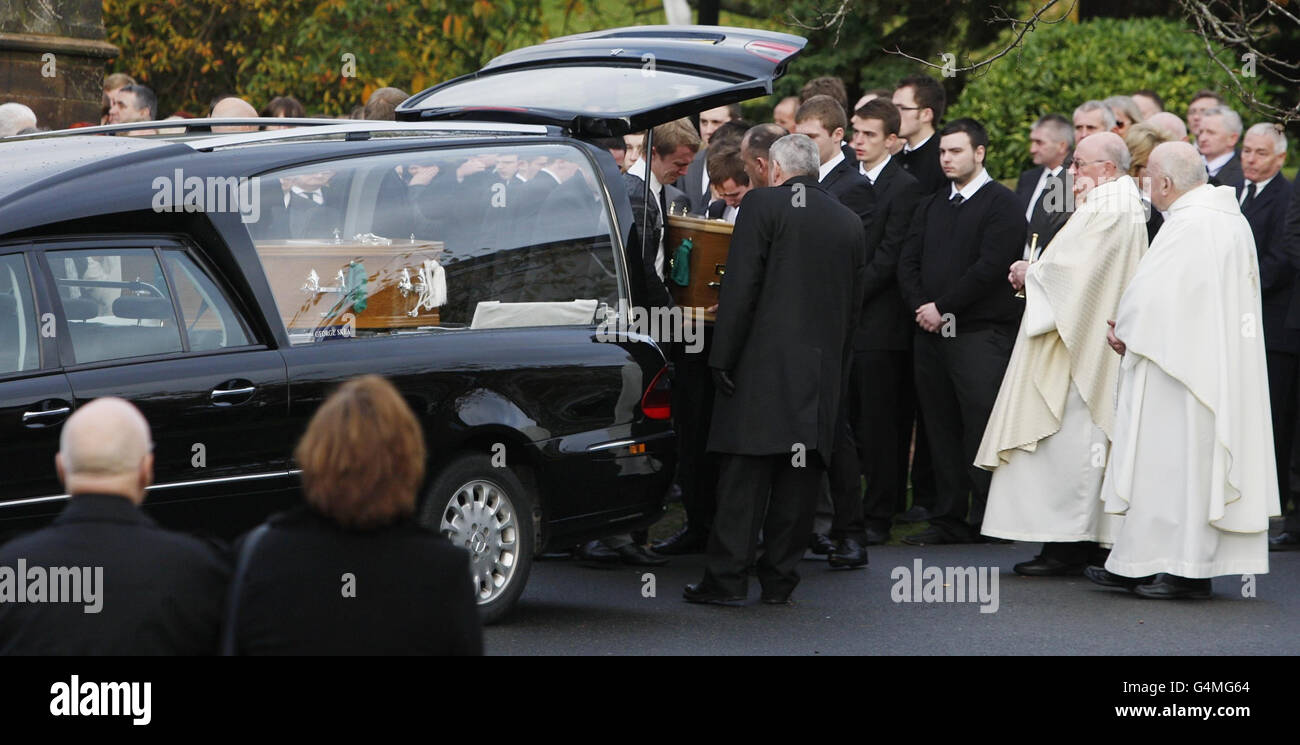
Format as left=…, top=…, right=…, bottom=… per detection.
left=210, top=383, right=256, bottom=405
left=22, top=404, right=72, bottom=426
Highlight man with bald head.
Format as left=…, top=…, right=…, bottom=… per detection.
left=981, top=131, right=1148, bottom=575
left=1088, top=141, right=1280, bottom=598
left=1146, top=111, right=1187, bottom=142
left=210, top=96, right=260, bottom=133
left=0, top=398, right=229, bottom=654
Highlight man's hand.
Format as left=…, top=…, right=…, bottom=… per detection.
left=456, top=157, right=486, bottom=182
left=915, top=302, right=943, bottom=333
left=711, top=368, right=736, bottom=396
left=406, top=164, right=439, bottom=186
left=1106, top=320, right=1126, bottom=356
left=1008, top=260, right=1029, bottom=292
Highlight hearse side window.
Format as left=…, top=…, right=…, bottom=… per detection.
left=244, top=144, right=620, bottom=345
left=48, top=248, right=184, bottom=364
left=0, top=253, right=40, bottom=375
left=161, top=250, right=252, bottom=351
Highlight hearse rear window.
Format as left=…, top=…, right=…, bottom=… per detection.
left=244, top=144, right=621, bottom=345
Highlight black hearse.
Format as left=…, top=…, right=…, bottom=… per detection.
left=0, top=25, right=806, bottom=622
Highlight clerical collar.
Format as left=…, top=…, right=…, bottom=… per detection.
left=818, top=150, right=846, bottom=182
left=1203, top=150, right=1234, bottom=176
left=862, top=153, right=891, bottom=184
left=949, top=168, right=992, bottom=202
left=903, top=133, right=932, bottom=154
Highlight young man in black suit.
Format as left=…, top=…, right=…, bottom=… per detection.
left=682, top=104, right=743, bottom=215
left=794, top=94, right=877, bottom=561
left=897, top=118, right=1027, bottom=545
left=0, top=398, right=230, bottom=654
left=622, top=118, right=697, bottom=310
left=684, top=133, right=866, bottom=605
left=1235, top=123, right=1298, bottom=551
left=1015, top=114, right=1074, bottom=255
left=832, top=97, right=925, bottom=549
left=892, top=74, right=948, bottom=195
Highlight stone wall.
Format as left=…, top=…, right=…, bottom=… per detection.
left=0, top=0, right=119, bottom=129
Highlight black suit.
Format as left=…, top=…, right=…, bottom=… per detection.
left=0, top=494, right=230, bottom=655
left=226, top=505, right=482, bottom=655
left=896, top=134, right=947, bottom=195
left=682, top=149, right=710, bottom=215
left=703, top=175, right=866, bottom=597
left=706, top=198, right=728, bottom=220
left=898, top=178, right=1026, bottom=539
left=1015, top=165, right=1071, bottom=252
left=1241, top=175, right=1298, bottom=516
left=1210, top=151, right=1245, bottom=188
left=621, top=171, right=690, bottom=310
left=829, top=157, right=924, bottom=536
left=820, top=155, right=878, bottom=233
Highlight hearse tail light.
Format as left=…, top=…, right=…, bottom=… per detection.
left=640, top=365, right=672, bottom=420
left=744, top=40, right=799, bottom=63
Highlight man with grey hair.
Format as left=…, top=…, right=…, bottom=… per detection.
left=1073, top=100, right=1117, bottom=142
left=0, top=102, right=37, bottom=137
left=1016, top=113, right=1074, bottom=258
left=1090, top=141, right=1280, bottom=598
left=684, top=132, right=866, bottom=605
left=1232, top=123, right=1297, bottom=551
left=1198, top=105, right=1244, bottom=187
left=0, top=398, right=230, bottom=653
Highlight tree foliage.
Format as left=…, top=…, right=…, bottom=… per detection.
left=103, top=0, right=557, bottom=117
left=947, top=16, right=1280, bottom=178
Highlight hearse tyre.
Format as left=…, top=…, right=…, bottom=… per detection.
left=421, top=452, right=537, bottom=625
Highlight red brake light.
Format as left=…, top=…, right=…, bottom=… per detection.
left=745, top=40, right=799, bottom=63
left=640, top=365, right=672, bottom=420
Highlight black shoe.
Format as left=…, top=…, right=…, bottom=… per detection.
left=1083, top=565, right=1151, bottom=590
left=864, top=524, right=891, bottom=545
left=575, top=540, right=619, bottom=563
left=652, top=527, right=709, bottom=555
left=1133, top=573, right=1212, bottom=600
left=1013, top=555, right=1085, bottom=577
left=902, top=526, right=978, bottom=546
left=683, top=582, right=744, bottom=605
left=760, top=592, right=793, bottom=605
left=981, top=535, right=1013, bottom=544
left=1269, top=531, right=1300, bottom=551
left=614, top=543, right=669, bottom=567
left=897, top=505, right=931, bottom=523
left=828, top=538, right=869, bottom=569
left=808, top=533, right=836, bottom=556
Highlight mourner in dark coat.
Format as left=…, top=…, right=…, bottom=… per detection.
left=684, top=133, right=866, bottom=605
left=0, top=398, right=230, bottom=655
left=223, top=376, right=482, bottom=655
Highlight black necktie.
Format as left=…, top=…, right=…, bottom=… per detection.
left=1242, top=182, right=1257, bottom=210
left=951, top=193, right=965, bottom=206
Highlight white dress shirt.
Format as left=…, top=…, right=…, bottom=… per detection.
left=861, top=153, right=891, bottom=185
left=817, top=149, right=846, bottom=182
left=949, top=168, right=992, bottom=202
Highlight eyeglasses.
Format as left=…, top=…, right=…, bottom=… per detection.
left=1068, top=158, right=1110, bottom=169
left=895, top=105, right=923, bottom=112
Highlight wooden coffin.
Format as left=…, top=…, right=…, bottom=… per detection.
left=665, top=214, right=731, bottom=321
left=254, top=240, right=444, bottom=335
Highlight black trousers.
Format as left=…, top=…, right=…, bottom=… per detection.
left=912, top=326, right=1015, bottom=538
left=829, top=349, right=912, bottom=536
left=672, top=345, right=719, bottom=534
left=1266, top=350, right=1300, bottom=532
left=703, top=452, right=825, bottom=598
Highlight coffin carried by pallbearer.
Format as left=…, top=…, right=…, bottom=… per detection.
left=665, top=212, right=732, bottom=322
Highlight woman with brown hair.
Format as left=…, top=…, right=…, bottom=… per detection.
left=222, top=375, right=482, bottom=655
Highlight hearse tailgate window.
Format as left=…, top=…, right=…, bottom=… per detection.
left=244, top=145, right=621, bottom=345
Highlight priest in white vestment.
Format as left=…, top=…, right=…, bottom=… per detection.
left=1088, top=141, right=1281, bottom=599
left=976, top=133, right=1148, bottom=576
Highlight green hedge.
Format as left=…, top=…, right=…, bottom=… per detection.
left=947, top=17, right=1279, bottom=180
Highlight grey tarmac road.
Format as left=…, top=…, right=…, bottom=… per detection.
left=485, top=542, right=1300, bottom=655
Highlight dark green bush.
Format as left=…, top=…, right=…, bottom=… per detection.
left=947, top=17, right=1278, bottom=179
